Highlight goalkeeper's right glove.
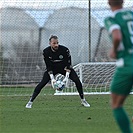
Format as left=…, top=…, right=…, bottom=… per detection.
left=51, top=79, right=56, bottom=89
left=49, top=74, right=56, bottom=89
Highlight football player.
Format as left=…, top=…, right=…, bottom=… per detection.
left=104, top=0, right=133, bottom=132
left=26, top=35, right=90, bottom=108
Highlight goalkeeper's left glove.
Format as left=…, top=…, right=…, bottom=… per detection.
left=63, top=71, right=70, bottom=84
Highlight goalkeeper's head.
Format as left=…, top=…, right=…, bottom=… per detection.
left=49, top=35, right=59, bottom=52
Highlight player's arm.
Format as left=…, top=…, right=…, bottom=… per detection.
left=43, top=50, right=56, bottom=88
left=64, top=48, right=72, bottom=70
left=43, top=50, right=53, bottom=72
left=104, top=17, right=121, bottom=59
left=63, top=48, right=72, bottom=83
left=110, top=29, right=122, bottom=59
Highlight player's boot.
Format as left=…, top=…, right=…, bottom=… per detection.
left=81, top=99, right=90, bottom=107
left=25, top=101, right=33, bottom=108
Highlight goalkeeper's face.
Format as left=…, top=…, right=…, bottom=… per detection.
left=50, top=38, right=59, bottom=52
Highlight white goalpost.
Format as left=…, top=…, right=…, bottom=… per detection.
left=54, top=62, right=116, bottom=95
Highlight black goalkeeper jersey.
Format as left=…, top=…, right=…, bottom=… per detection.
left=43, top=45, right=72, bottom=72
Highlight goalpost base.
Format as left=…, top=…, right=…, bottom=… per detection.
left=54, top=92, right=133, bottom=95
left=54, top=92, right=111, bottom=95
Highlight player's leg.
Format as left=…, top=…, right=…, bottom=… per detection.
left=111, top=93, right=132, bottom=133
left=69, top=69, right=90, bottom=107
left=110, top=70, right=133, bottom=133
left=69, top=69, right=83, bottom=99
left=26, top=71, right=50, bottom=108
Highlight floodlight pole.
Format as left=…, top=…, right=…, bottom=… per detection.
left=0, top=36, right=2, bottom=84
left=38, top=27, right=43, bottom=52
left=92, top=27, right=104, bottom=61
left=88, top=0, right=91, bottom=62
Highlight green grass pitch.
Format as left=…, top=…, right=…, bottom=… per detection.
left=0, top=87, right=133, bottom=133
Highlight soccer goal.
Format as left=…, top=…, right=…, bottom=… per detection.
left=54, top=62, right=116, bottom=95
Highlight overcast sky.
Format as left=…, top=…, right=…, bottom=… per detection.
left=0, top=0, right=132, bottom=9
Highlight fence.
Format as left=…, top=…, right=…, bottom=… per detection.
left=0, top=1, right=132, bottom=85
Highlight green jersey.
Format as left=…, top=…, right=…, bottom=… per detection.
left=104, top=9, right=133, bottom=64
left=104, top=9, right=133, bottom=95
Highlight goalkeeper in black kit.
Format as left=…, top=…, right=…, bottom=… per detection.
left=26, top=35, right=90, bottom=108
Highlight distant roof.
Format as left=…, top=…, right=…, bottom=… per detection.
left=91, top=9, right=112, bottom=27
left=26, top=9, right=54, bottom=27
left=25, top=7, right=132, bottom=28
left=25, top=7, right=111, bottom=28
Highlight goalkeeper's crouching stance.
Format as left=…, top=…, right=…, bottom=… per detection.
left=25, top=35, right=90, bottom=108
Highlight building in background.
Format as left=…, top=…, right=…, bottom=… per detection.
left=0, top=7, right=42, bottom=84
left=1, top=7, right=39, bottom=59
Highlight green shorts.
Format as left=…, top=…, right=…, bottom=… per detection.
left=110, top=67, right=133, bottom=95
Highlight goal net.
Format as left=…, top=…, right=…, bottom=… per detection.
left=54, top=62, right=116, bottom=95
left=0, top=1, right=132, bottom=96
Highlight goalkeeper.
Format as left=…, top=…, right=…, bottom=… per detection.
left=26, top=35, right=90, bottom=108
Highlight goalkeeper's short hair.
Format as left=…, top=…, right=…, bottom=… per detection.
left=49, top=35, right=58, bottom=42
